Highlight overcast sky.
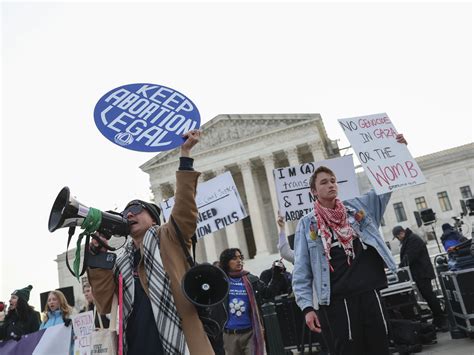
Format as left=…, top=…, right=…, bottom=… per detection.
left=1, top=1, right=472, bottom=310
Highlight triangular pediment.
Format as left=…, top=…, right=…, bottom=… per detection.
left=140, top=113, right=321, bottom=171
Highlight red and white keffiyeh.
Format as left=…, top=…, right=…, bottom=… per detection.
left=314, top=198, right=355, bottom=270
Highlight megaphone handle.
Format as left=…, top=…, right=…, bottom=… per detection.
left=90, top=234, right=117, bottom=252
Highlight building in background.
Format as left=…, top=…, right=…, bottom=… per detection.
left=140, top=114, right=339, bottom=263
left=56, top=114, right=473, bottom=306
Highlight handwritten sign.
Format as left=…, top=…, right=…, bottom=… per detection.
left=94, top=83, right=200, bottom=152
left=274, top=155, right=360, bottom=222
left=72, top=311, right=94, bottom=355
left=338, top=113, right=425, bottom=194
left=160, top=172, right=247, bottom=238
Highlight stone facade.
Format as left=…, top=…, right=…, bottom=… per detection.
left=55, top=114, right=473, bottom=306
left=140, top=114, right=339, bottom=262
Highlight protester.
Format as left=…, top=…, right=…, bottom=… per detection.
left=293, top=134, right=408, bottom=355
left=392, top=226, right=448, bottom=331
left=259, top=259, right=292, bottom=296
left=40, top=290, right=73, bottom=329
left=277, top=214, right=295, bottom=264
left=0, top=285, right=40, bottom=341
left=88, top=130, right=214, bottom=355
left=81, top=284, right=109, bottom=328
left=440, top=223, right=467, bottom=251
left=220, top=248, right=281, bottom=355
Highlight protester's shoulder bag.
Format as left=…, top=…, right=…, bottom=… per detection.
left=90, top=294, right=118, bottom=355
left=170, top=216, right=228, bottom=340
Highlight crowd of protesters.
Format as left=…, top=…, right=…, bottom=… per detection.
left=3, top=131, right=472, bottom=355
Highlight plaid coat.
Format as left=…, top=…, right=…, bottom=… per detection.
left=88, top=170, right=214, bottom=355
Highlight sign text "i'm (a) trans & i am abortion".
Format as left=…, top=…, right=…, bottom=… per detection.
left=94, top=83, right=200, bottom=152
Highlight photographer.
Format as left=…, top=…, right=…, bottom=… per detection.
left=392, top=226, right=448, bottom=331
left=87, top=130, right=214, bottom=355
left=259, top=259, right=292, bottom=296
left=440, top=223, right=467, bottom=251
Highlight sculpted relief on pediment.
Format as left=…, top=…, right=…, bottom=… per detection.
left=197, top=118, right=303, bottom=151
left=147, top=116, right=315, bottom=167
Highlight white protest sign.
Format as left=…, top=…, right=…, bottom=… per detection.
left=160, top=172, right=247, bottom=238
left=72, top=311, right=94, bottom=355
left=338, top=113, right=426, bottom=194
left=274, top=155, right=360, bottom=222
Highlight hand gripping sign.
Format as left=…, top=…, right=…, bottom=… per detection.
left=94, top=83, right=200, bottom=152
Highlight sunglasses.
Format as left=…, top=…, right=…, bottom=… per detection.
left=121, top=203, right=145, bottom=217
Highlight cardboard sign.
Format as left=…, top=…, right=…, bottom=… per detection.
left=72, top=311, right=94, bottom=355
left=274, top=155, right=360, bottom=222
left=94, top=83, right=200, bottom=152
left=338, top=113, right=426, bottom=194
left=160, top=172, right=247, bottom=238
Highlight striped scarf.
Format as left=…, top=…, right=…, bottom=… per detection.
left=313, top=198, right=355, bottom=270
left=228, top=270, right=265, bottom=355
left=114, top=226, right=185, bottom=354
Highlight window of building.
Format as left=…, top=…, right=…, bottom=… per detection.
left=415, top=196, right=428, bottom=210
left=460, top=186, right=472, bottom=199
left=393, top=202, right=407, bottom=222
left=437, top=191, right=452, bottom=212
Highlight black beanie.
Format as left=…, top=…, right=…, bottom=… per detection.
left=125, top=200, right=161, bottom=225
left=12, top=285, right=33, bottom=302
left=442, top=223, right=453, bottom=232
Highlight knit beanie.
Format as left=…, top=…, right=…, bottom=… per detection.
left=125, top=200, right=161, bottom=225
left=442, top=223, right=453, bottom=232
left=12, top=285, right=33, bottom=302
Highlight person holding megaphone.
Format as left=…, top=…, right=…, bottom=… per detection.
left=87, top=130, right=215, bottom=355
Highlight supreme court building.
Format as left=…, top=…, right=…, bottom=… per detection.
left=56, top=113, right=473, bottom=307
left=140, top=114, right=340, bottom=262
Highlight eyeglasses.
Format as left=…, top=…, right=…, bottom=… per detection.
left=121, top=203, right=145, bottom=216
left=232, top=254, right=245, bottom=261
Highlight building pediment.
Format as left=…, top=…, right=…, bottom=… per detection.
left=140, top=114, right=321, bottom=171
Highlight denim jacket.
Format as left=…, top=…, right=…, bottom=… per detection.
left=292, top=190, right=396, bottom=309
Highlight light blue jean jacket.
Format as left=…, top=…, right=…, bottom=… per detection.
left=39, top=309, right=65, bottom=330
left=292, top=190, right=397, bottom=310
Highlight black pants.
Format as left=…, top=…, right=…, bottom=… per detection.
left=318, top=289, right=390, bottom=355
left=416, top=278, right=444, bottom=320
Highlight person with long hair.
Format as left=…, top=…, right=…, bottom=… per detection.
left=219, top=248, right=282, bottom=355
left=293, top=134, right=408, bottom=355
left=0, top=285, right=40, bottom=340
left=39, top=290, right=72, bottom=329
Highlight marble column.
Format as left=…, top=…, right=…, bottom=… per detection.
left=198, top=174, right=219, bottom=262
left=152, top=184, right=164, bottom=205
left=309, top=141, right=326, bottom=162
left=240, top=160, right=269, bottom=256
left=285, top=148, right=300, bottom=235
left=212, top=168, right=229, bottom=256
left=286, top=147, right=300, bottom=167
left=262, top=153, right=279, bottom=217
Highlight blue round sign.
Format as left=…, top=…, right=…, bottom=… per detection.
left=94, top=83, right=200, bottom=152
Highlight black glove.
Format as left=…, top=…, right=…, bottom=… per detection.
left=63, top=318, right=72, bottom=327
left=272, top=266, right=284, bottom=277
left=10, top=332, right=21, bottom=341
